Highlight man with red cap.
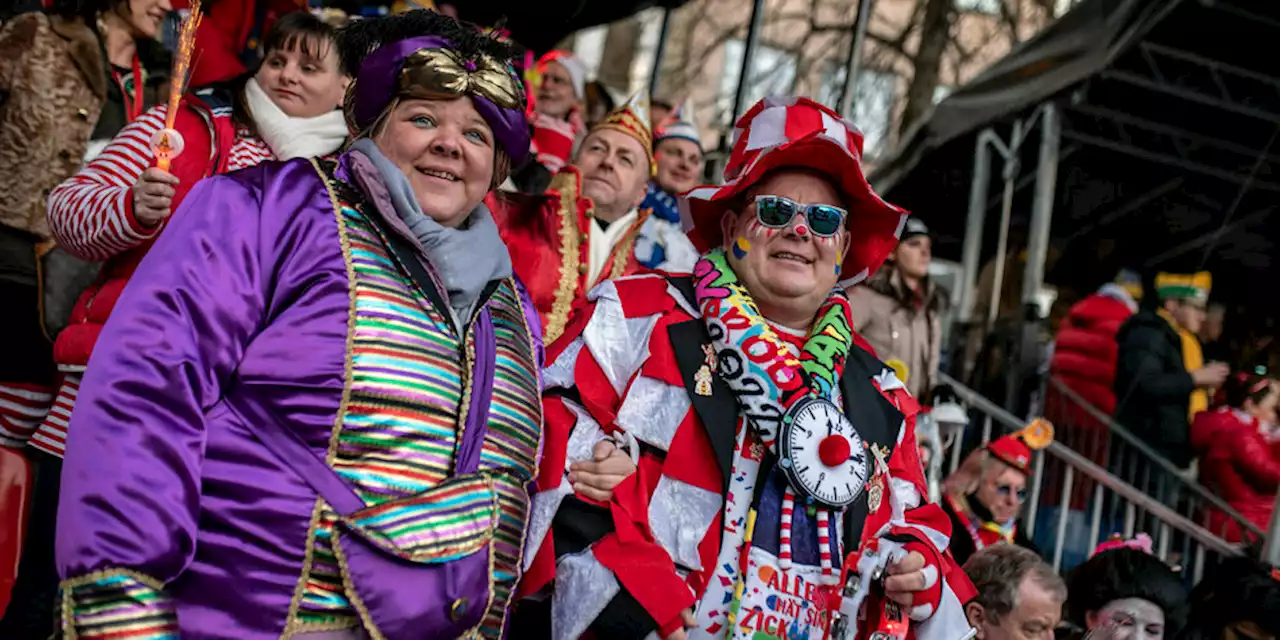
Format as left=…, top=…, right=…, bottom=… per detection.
left=526, top=50, right=588, bottom=173
left=517, top=97, right=974, bottom=640
left=942, top=421, right=1052, bottom=567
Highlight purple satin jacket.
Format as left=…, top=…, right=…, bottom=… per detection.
left=54, top=153, right=543, bottom=638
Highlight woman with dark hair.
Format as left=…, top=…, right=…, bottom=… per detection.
left=43, top=10, right=349, bottom=459
left=0, top=0, right=169, bottom=633
left=1066, top=547, right=1188, bottom=640
left=1191, top=370, right=1280, bottom=542
left=53, top=10, right=631, bottom=638
left=1180, top=557, right=1280, bottom=640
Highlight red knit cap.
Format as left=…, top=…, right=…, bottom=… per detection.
left=985, top=419, right=1054, bottom=476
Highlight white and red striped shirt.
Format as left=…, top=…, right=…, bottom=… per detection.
left=47, top=103, right=273, bottom=262
left=0, top=383, right=54, bottom=448
left=35, top=102, right=274, bottom=458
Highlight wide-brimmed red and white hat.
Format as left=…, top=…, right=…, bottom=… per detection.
left=678, top=97, right=908, bottom=287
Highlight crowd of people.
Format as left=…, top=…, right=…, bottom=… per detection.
left=0, top=0, right=1277, bottom=638
left=1049, top=269, right=1280, bottom=544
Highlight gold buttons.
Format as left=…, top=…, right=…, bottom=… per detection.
left=449, top=597, right=469, bottom=622
left=579, top=233, right=589, bottom=244
left=577, top=263, right=589, bottom=275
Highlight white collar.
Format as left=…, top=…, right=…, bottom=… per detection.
left=244, top=78, right=347, bottom=161
left=587, top=207, right=640, bottom=284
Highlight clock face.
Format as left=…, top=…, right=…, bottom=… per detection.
left=780, top=398, right=869, bottom=508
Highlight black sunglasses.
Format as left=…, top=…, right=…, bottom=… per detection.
left=753, top=195, right=847, bottom=237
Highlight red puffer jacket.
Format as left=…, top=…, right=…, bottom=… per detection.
left=1049, top=286, right=1137, bottom=415
left=1191, top=407, right=1280, bottom=543
left=1043, top=286, right=1137, bottom=507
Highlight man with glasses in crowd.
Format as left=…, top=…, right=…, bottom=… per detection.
left=942, top=423, right=1051, bottom=566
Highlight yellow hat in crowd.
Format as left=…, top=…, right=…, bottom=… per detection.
left=1155, top=271, right=1211, bottom=304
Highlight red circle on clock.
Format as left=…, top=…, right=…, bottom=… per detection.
left=818, top=434, right=851, bottom=467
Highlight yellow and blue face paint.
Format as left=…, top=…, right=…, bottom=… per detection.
left=732, top=237, right=751, bottom=259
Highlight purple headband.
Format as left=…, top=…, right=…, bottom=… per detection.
left=350, top=35, right=531, bottom=165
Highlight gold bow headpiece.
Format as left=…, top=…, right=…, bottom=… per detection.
left=399, top=47, right=523, bottom=111
left=345, top=35, right=530, bottom=165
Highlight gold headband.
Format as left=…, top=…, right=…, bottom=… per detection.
left=399, top=48, right=523, bottom=110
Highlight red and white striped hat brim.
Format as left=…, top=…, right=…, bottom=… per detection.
left=678, top=96, right=908, bottom=288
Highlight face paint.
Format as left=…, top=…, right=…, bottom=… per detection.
left=745, top=218, right=777, bottom=239
left=1090, top=598, right=1165, bottom=640
left=732, top=237, right=751, bottom=259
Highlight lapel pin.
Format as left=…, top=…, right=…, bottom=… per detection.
left=867, top=475, right=884, bottom=514
left=695, top=365, right=714, bottom=396
left=701, top=343, right=718, bottom=371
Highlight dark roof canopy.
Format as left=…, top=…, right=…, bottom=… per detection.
left=871, top=0, right=1280, bottom=315
left=334, top=0, right=686, bottom=55
left=448, top=0, right=687, bottom=54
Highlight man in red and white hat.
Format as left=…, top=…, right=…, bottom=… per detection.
left=516, top=97, right=974, bottom=640
left=525, top=50, right=588, bottom=175
left=942, top=421, right=1052, bottom=567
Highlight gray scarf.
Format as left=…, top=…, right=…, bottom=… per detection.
left=349, top=138, right=512, bottom=325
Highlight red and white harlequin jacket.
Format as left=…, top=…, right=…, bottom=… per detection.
left=519, top=274, right=976, bottom=639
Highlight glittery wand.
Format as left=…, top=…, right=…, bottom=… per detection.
left=152, top=0, right=203, bottom=171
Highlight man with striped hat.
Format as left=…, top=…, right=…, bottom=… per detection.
left=635, top=97, right=704, bottom=270
left=517, top=97, right=975, bottom=640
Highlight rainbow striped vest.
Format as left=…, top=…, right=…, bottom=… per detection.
left=294, top=161, right=543, bottom=638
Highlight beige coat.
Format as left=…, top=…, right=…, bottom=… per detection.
left=848, top=268, right=946, bottom=399
left=0, top=13, right=165, bottom=241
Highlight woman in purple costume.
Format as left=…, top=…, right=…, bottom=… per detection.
left=54, top=11, right=632, bottom=639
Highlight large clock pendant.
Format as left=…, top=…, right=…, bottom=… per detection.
left=779, top=397, right=868, bottom=508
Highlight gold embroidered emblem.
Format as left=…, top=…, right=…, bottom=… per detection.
left=702, top=343, right=718, bottom=371
left=545, top=172, right=586, bottom=344
left=695, top=365, right=714, bottom=396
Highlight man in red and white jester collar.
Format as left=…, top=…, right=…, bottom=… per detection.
left=516, top=97, right=976, bottom=640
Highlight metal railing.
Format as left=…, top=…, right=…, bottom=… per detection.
left=939, top=372, right=1243, bottom=579
left=1043, top=376, right=1265, bottom=547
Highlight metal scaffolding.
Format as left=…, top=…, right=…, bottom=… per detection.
left=647, top=8, right=672, bottom=99
left=957, top=103, right=1062, bottom=327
